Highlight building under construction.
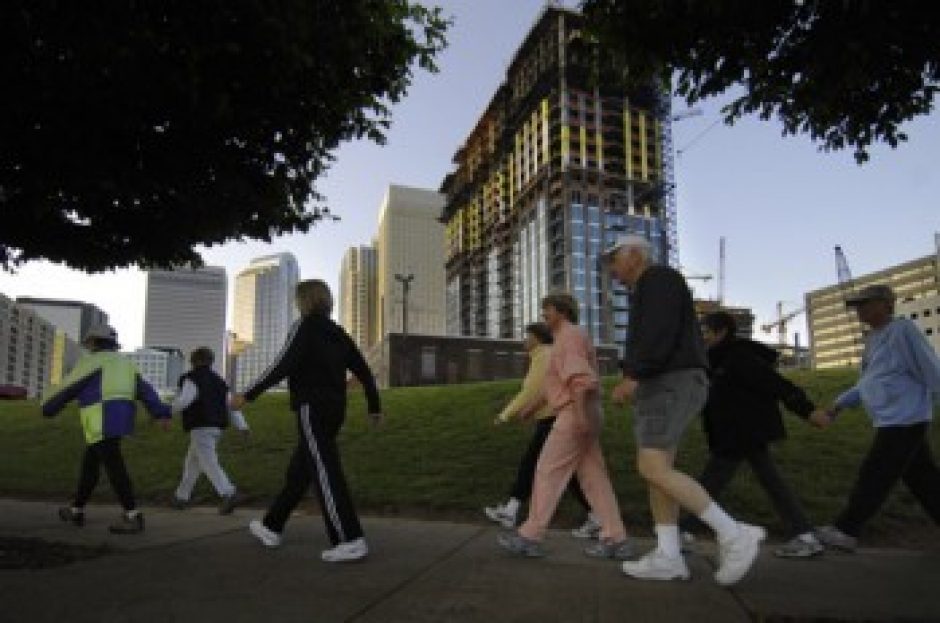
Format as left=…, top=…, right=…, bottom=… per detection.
left=439, top=6, right=673, bottom=349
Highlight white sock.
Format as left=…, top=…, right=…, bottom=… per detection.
left=698, top=502, right=739, bottom=543
left=504, top=498, right=520, bottom=516
left=655, top=524, right=681, bottom=559
left=796, top=531, right=818, bottom=544
left=126, top=509, right=141, bottom=519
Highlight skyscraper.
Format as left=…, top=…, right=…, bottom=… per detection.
left=233, top=253, right=299, bottom=390
left=0, top=293, right=55, bottom=397
left=16, top=297, right=109, bottom=383
left=339, top=245, right=377, bottom=350
left=374, top=184, right=446, bottom=340
left=143, top=267, right=227, bottom=373
left=439, top=6, right=671, bottom=350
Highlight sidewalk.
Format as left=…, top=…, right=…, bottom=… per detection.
left=1, top=498, right=938, bottom=622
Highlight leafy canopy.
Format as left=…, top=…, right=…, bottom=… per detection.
left=0, top=1, right=448, bottom=271
left=581, top=0, right=939, bottom=162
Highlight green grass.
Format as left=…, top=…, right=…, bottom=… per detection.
left=1, top=369, right=938, bottom=541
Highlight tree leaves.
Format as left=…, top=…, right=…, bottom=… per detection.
left=581, top=0, right=939, bottom=164
left=0, top=1, right=449, bottom=271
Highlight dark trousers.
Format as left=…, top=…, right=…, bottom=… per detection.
left=73, top=437, right=136, bottom=511
left=681, top=445, right=812, bottom=537
left=263, top=404, right=363, bottom=546
left=510, top=417, right=590, bottom=512
left=835, top=422, right=940, bottom=537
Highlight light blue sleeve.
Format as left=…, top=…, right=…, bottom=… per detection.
left=898, top=319, right=940, bottom=393
left=835, top=386, right=862, bottom=410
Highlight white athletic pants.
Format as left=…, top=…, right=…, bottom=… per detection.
left=175, top=427, right=236, bottom=500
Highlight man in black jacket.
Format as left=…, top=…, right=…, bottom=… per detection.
left=171, top=347, right=248, bottom=515
left=606, top=235, right=764, bottom=586
left=232, top=279, right=383, bottom=563
left=680, top=312, right=824, bottom=558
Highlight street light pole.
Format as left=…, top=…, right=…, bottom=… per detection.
left=394, top=273, right=414, bottom=386
left=394, top=273, right=414, bottom=336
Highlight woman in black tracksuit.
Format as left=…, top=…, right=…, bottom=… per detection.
left=235, top=279, right=382, bottom=563
left=681, top=312, right=823, bottom=558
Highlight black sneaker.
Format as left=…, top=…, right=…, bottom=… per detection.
left=109, top=512, right=144, bottom=534
left=219, top=493, right=243, bottom=515
left=58, top=506, right=85, bottom=527
left=170, top=497, right=189, bottom=511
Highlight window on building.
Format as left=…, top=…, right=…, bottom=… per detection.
left=421, top=347, right=437, bottom=381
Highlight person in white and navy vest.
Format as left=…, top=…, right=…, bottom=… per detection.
left=171, top=347, right=248, bottom=515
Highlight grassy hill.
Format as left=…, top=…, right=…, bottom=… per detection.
left=1, top=368, right=937, bottom=543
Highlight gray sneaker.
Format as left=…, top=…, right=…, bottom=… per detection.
left=584, top=538, right=638, bottom=561
left=497, top=532, right=546, bottom=558
left=774, top=535, right=824, bottom=559
left=815, top=526, right=857, bottom=553
left=570, top=514, right=602, bottom=540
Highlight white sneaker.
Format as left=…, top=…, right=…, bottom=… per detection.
left=321, top=537, right=369, bottom=563
left=621, top=549, right=690, bottom=581
left=249, top=519, right=281, bottom=548
left=715, top=524, right=766, bottom=586
left=484, top=504, right=516, bottom=529
left=570, top=514, right=602, bottom=540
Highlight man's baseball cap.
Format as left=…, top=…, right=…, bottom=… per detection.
left=82, top=323, right=118, bottom=343
left=601, top=234, right=652, bottom=259
left=844, top=284, right=896, bottom=307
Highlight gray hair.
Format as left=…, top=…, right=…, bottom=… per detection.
left=614, top=234, right=652, bottom=260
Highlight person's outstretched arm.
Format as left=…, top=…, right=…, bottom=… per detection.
left=136, top=375, right=171, bottom=420
left=243, top=320, right=306, bottom=403
left=346, top=336, right=382, bottom=416
left=40, top=362, right=97, bottom=418
left=498, top=350, right=548, bottom=423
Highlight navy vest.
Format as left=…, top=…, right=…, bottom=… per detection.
left=179, top=367, right=229, bottom=431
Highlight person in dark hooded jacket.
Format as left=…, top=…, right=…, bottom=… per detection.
left=681, top=312, right=826, bottom=558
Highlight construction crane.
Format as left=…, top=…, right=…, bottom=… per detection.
left=835, top=245, right=854, bottom=289
left=656, top=101, right=703, bottom=268
left=761, top=301, right=805, bottom=348
left=718, top=236, right=726, bottom=305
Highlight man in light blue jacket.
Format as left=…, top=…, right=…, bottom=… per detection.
left=812, top=285, right=940, bottom=551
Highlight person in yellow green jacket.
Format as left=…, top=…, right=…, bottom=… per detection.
left=484, top=322, right=597, bottom=538
left=41, top=324, right=171, bottom=534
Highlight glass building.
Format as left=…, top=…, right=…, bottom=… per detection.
left=440, top=6, right=672, bottom=353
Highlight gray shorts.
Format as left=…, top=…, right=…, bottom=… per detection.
left=633, top=369, right=708, bottom=449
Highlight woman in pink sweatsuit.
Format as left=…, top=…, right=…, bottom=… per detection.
left=497, top=293, right=635, bottom=560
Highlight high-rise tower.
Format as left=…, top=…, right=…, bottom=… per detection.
left=440, top=6, right=671, bottom=350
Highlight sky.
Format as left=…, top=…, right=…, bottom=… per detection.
left=2, top=0, right=938, bottom=350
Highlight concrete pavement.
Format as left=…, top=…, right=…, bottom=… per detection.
left=1, top=498, right=938, bottom=622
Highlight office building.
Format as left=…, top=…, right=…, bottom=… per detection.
left=806, top=252, right=940, bottom=368
left=233, top=253, right=299, bottom=390
left=126, top=347, right=185, bottom=394
left=375, top=185, right=446, bottom=341
left=143, top=267, right=227, bottom=373
left=15, top=298, right=109, bottom=343
left=16, top=298, right=108, bottom=384
left=339, top=245, right=378, bottom=350
left=0, top=293, right=55, bottom=397
left=367, top=332, right=621, bottom=388
left=898, top=293, right=940, bottom=353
